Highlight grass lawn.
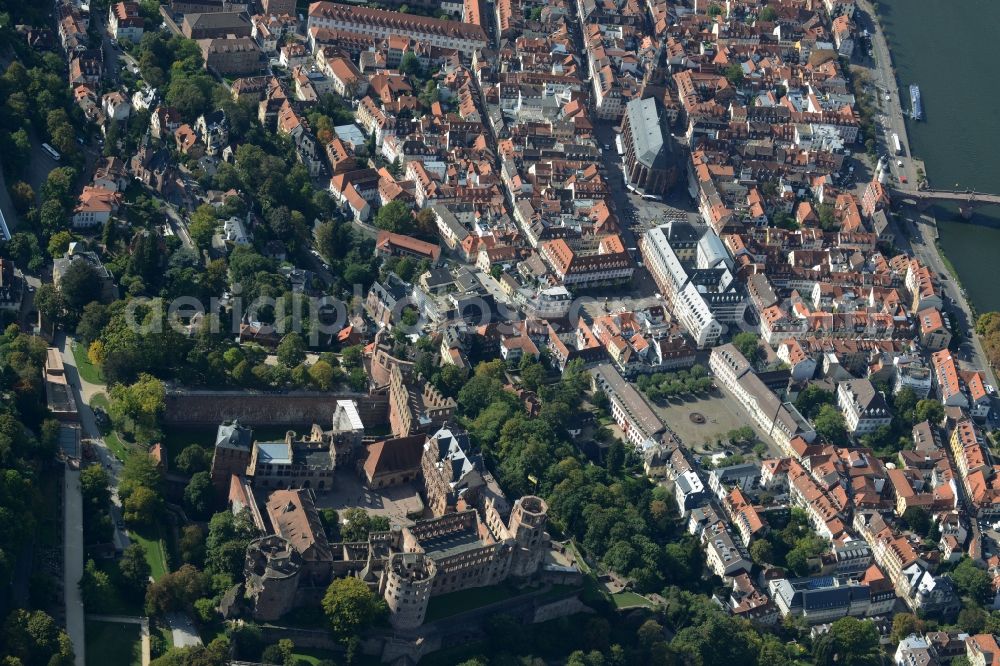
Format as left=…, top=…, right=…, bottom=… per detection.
left=289, top=648, right=343, bottom=665
left=610, top=591, right=656, bottom=609
left=580, top=574, right=606, bottom=605
left=424, top=584, right=522, bottom=622
left=566, top=541, right=591, bottom=574
left=536, top=584, right=581, bottom=603
left=418, top=641, right=488, bottom=666
left=85, top=620, right=141, bottom=666
left=130, top=526, right=170, bottom=580
left=71, top=340, right=105, bottom=384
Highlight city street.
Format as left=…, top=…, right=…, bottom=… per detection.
left=163, top=202, right=194, bottom=250
left=854, top=0, right=919, bottom=191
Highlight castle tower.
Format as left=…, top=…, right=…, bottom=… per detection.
left=210, top=419, right=254, bottom=497
left=245, top=535, right=302, bottom=621
left=506, top=495, right=549, bottom=578
left=382, top=552, right=435, bottom=630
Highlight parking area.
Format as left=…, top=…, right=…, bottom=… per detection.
left=315, top=471, right=425, bottom=524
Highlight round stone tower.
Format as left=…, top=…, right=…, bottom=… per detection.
left=507, top=495, right=549, bottom=578
left=382, top=552, right=435, bottom=630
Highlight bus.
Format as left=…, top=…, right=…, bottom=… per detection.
left=41, top=143, right=61, bottom=161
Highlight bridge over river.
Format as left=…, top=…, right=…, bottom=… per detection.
left=891, top=188, right=1000, bottom=218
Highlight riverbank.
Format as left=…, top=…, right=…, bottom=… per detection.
left=866, top=0, right=1000, bottom=316
left=874, top=0, right=1000, bottom=197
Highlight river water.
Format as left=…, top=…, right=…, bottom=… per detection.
left=878, top=0, right=1000, bottom=313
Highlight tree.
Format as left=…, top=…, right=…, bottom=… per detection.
left=813, top=404, right=847, bottom=444
left=414, top=207, right=436, bottom=236
left=124, top=485, right=163, bottom=526
left=731, top=331, right=759, bottom=363
left=759, top=6, right=776, bottom=21
left=175, top=445, right=211, bottom=475
left=144, top=564, right=210, bottom=616
left=3, top=232, right=44, bottom=271
left=42, top=167, right=76, bottom=207
left=277, top=332, right=306, bottom=368
left=373, top=200, right=412, bottom=233
left=728, top=426, right=755, bottom=444
left=0, top=609, right=75, bottom=666
left=914, top=399, right=945, bottom=425
left=902, top=506, right=931, bottom=537
left=39, top=198, right=67, bottom=234
left=321, top=577, right=388, bottom=636
left=9, top=181, right=34, bottom=214
left=34, top=283, right=68, bottom=326
left=605, top=440, right=625, bottom=474
left=399, top=51, right=422, bottom=78
left=205, top=510, right=259, bottom=578
left=894, top=386, right=918, bottom=423
left=813, top=616, right=881, bottom=666
left=433, top=364, right=468, bottom=397
left=520, top=361, right=546, bottom=392
left=958, top=606, right=988, bottom=635
left=952, top=557, right=992, bottom=604
left=80, top=559, right=114, bottom=610
left=796, top=384, right=835, bottom=418
left=261, top=639, right=294, bottom=665
left=817, top=203, right=837, bottom=230
left=308, top=360, right=337, bottom=390
left=340, top=508, right=390, bottom=542
left=76, top=301, right=110, bottom=345
left=166, top=76, right=211, bottom=120
left=670, top=612, right=759, bottom=666
left=890, top=612, right=923, bottom=644
left=58, top=258, right=102, bottom=312
left=120, top=452, right=163, bottom=499
left=119, top=543, right=152, bottom=597
left=724, top=62, right=744, bottom=85
left=183, top=472, right=214, bottom=518
left=750, top=539, right=773, bottom=565
left=179, top=525, right=206, bottom=566
left=188, top=204, right=218, bottom=250
left=47, top=231, right=75, bottom=258
left=318, top=508, right=341, bottom=542
left=108, top=374, right=166, bottom=444
left=81, top=464, right=111, bottom=509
